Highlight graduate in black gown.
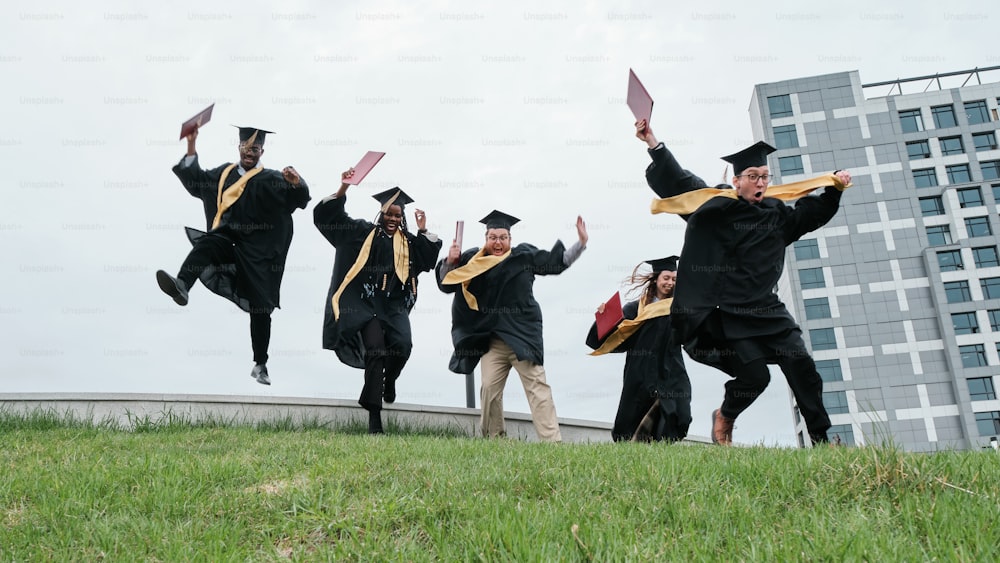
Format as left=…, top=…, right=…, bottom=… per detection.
left=586, top=256, right=691, bottom=442
left=156, top=125, right=310, bottom=385
left=314, top=170, right=442, bottom=434
left=637, top=118, right=852, bottom=446
left=436, top=211, right=588, bottom=442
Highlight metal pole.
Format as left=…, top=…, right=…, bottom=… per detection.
left=465, top=372, right=476, bottom=408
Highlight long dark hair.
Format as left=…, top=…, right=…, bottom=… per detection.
left=622, top=263, right=662, bottom=306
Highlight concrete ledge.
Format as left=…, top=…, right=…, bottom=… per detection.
left=0, top=393, right=711, bottom=445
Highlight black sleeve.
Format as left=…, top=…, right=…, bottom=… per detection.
left=645, top=144, right=709, bottom=199
left=783, top=186, right=843, bottom=244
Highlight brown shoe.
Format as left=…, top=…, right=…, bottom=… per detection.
left=711, top=409, right=734, bottom=446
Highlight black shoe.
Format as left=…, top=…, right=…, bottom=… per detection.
left=383, top=376, right=397, bottom=404
left=156, top=270, right=189, bottom=306
left=251, top=363, right=270, bottom=386
left=368, top=411, right=384, bottom=434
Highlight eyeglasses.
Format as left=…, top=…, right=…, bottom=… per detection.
left=486, top=235, right=510, bottom=243
left=738, top=173, right=770, bottom=183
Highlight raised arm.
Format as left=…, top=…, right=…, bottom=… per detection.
left=638, top=119, right=708, bottom=199
left=783, top=170, right=852, bottom=243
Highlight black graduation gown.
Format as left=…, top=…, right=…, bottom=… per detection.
left=172, top=155, right=311, bottom=312
left=436, top=242, right=568, bottom=375
left=586, top=299, right=691, bottom=441
left=313, top=195, right=442, bottom=369
left=645, top=144, right=842, bottom=367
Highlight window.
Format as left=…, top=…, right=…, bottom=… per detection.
left=823, top=391, right=850, bottom=414
left=973, top=131, right=997, bottom=151
left=973, top=246, right=1000, bottom=268
left=951, top=312, right=979, bottom=334
left=965, top=100, right=990, bottom=125
left=804, top=297, right=831, bottom=319
left=965, top=216, right=993, bottom=238
left=960, top=344, right=988, bottom=368
left=906, top=140, right=931, bottom=160
left=944, top=281, right=971, bottom=303
left=926, top=225, right=952, bottom=246
left=981, top=277, right=1000, bottom=299
left=815, top=359, right=843, bottom=382
left=779, top=155, right=804, bottom=175
left=794, top=239, right=820, bottom=260
left=989, top=309, right=1000, bottom=331
left=993, top=183, right=1000, bottom=202
left=773, top=125, right=798, bottom=149
left=940, top=136, right=964, bottom=156
left=946, top=164, right=972, bottom=184
left=799, top=267, right=825, bottom=289
left=957, top=187, right=984, bottom=208
left=982, top=160, right=1000, bottom=181
left=937, top=249, right=963, bottom=271
left=899, top=109, right=924, bottom=133
left=768, top=94, right=793, bottom=118
left=919, top=196, right=945, bottom=216
left=932, top=104, right=958, bottom=128
left=810, top=328, right=837, bottom=350
left=827, top=424, right=855, bottom=446
left=975, top=411, right=1000, bottom=436
left=969, top=377, right=997, bottom=401
left=912, top=168, right=938, bottom=188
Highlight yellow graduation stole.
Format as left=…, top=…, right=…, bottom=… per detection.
left=441, top=247, right=512, bottom=311
left=330, top=228, right=409, bottom=321
left=590, top=297, right=673, bottom=356
left=211, top=164, right=263, bottom=229
left=650, top=173, right=850, bottom=216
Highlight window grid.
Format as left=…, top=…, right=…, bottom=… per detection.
left=773, top=125, right=798, bottom=149
left=965, top=216, right=993, bottom=238
left=968, top=377, right=996, bottom=401
left=944, top=280, right=972, bottom=303
left=799, top=267, right=825, bottom=289
left=960, top=344, right=988, bottom=368
left=828, top=424, right=855, bottom=446
left=794, top=239, right=820, bottom=260
left=940, top=136, right=964, bottom=156
left=973, top=131, right=997, bottom=151
left=965, top=100, right=990, bottom=125
left=981, top=277, right=1000, bottom=299
left=768, top=95, right=793, bottom=118
left=982, top=160, right=1000, bottom=181
left=906, top=140, right=931, bottom=160
left=951, top=312, right=979, bottom=335
left=913, top=168, right=938, bottom=188
left=989, top=309, right=1000, bottom=331
left=804, top=297, right=832, bottom=320
left=957, top=187, right=984, bottom=208
left=815, top=359, right=843, bottom=382
left=899, top=109, right=924, bottom=133
left=974, top=411, right=1000, bottom=436
left=823, top=391, right=850, bottom=414
left=973, top=246, right=1000, bottom=268
left=779, top=155, right=804, bottom=175
left=932, top=104, right=958, bottom=128
left=919, top=196, right=945, bottom=216
left=937, top=249, right=963, bottom=272
left=946, top=164, right=972, bottom=184
left=810, top=328, right=837, bottom=350
left=926, top=225, right=952, bottom=246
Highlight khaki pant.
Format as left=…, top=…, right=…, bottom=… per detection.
left=479, top=338, right=561, bottom=442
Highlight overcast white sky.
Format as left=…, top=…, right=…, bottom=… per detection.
left=2, top=0, right=994, bottom=445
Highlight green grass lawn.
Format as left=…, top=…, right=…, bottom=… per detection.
left=1, top=410, right=998, bottom=561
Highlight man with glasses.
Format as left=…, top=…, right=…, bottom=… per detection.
left=636, top=119, right=851, bottom=446
left=436, top=210, right=588, bottom=442
left=156, top=125, right=310, bottom=386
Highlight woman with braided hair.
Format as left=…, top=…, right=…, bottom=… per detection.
left=314, top=169, right=442, bottom=433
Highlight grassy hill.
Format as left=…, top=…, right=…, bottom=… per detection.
left=1, top=410, right=998, bottom=561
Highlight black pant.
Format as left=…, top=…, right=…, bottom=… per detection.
left=697, top=330, right=831, bottom=444
left=178, top=233, right=271, bottom=365
left=358, top=318, right=408, bottom=412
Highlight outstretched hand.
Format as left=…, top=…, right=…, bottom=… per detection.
left=576, top=215, right=588, bottom=246
left=414, top=208, right=427, bottom=231
left=282, top=166, right=301, bottom=186
left=635, top=119, right=658, bottom=148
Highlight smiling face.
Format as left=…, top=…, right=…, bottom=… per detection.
left=485, top=228, right=511, bottom=256
left=239, top=142, right=263, bottom=169
left=733, top=165, right=770, bottom=204
left=380, top=204, right=403, bottom=234
left=654, top=270, right=676, bottom=299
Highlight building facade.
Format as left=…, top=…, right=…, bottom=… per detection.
left=750, top=68, right=1000, bottom=451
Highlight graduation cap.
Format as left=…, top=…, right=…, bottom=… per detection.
left=721, top=141, right=776, bottom=175
left=234, top=126, right=274, bottom=146
left=645, top=255, right=679, bottom=273
left=480, top=210, right=520, bottom=230
left=371, top=187, right=414, bottom=212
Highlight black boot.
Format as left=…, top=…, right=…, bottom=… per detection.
left=368, top=410, right=384, bottom=435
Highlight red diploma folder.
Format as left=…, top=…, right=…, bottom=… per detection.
left=454, top=220, right=464, bottom=249
left=595, top=292, right=624, bottom=340
left=345, top=151, right=386, bottom=185
left=179, top=103, right=214, bottom=140
left=626, top=69, right=653, bottom=124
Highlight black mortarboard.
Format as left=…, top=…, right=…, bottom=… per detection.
left=371, top=187, right=414, bottom=212
left=720, top=141, right=776, bottom=174
left=234, top=126, right=274, bottom=146
left=645, top=255, right=679, bottom=273
left=480, top=210, right=520, bottom=230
